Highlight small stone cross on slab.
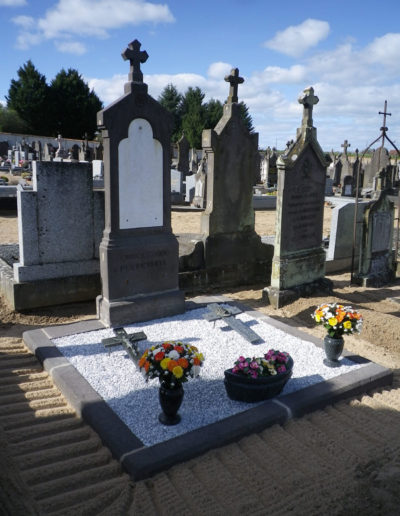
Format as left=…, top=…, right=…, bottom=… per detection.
left=298, top=86, right=319, bottom=129
left=122, top=39, right=149, bottom=83
left=102, top=327, right=147, bottom=363
left=224, top=68, right=244, bottom=104
left=341, top=140, right=351, bottom=156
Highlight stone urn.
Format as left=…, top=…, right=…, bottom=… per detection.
left=158, top=382, right=184, bottom=425
left=323, top=335, right=344, bottom=367
left=224, top=357, right=294, bottom=403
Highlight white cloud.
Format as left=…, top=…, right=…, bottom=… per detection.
left=39, top=0, right=174, bottom=39
left=11, top=15, right=35, bottom=29
left=365, top=33, right=400, bottom=68
left=207, top=62, right=232, bottom=80
left=55, top=40, right=87, bottom=55
left=264, top=19, right=330, bottom=58
left=0, top=0, right=26, bottom=6
left=12, top=0, right=175, bottom=53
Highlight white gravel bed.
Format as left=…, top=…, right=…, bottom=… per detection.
left=53, top=306, right=366, bottom=447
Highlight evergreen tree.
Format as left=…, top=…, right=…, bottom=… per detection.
left=204, top=98, right=223, bottom=130
left=48, top=68, right=102, bottom=139
left=0, top=105, right=29, bottom=134
left=6, top=60, right=50, bottom=135
left=238, top=101, right=255, bottom=133
left=158, top=83, right=183, bottom=142
left=180, top=87, right=206, bottom=148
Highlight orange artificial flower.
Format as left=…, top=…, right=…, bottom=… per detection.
left=178, top=357, right=189, bottom=369
left=154, top=351, right=165, bottom=361
left=167, top=360, right=178, bottom=372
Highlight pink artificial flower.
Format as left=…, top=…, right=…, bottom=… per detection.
left=232, top=365, right=240, bottom=373
left=238, top=356, right=246, bottom=362
left=277, top=365, right=286, bottom=373
left=250, top=360, right=259, bottom=369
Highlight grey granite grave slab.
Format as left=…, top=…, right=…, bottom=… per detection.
left=23, top=295, right=392, bottom=482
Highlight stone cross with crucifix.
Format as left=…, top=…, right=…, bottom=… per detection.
left=298, top=86, right=319, bottom=130
left=122, top=39, right=149, bottom=83
left=224, top=68, right=244, bottom=104
left=341, top=139, right=351, bottom=156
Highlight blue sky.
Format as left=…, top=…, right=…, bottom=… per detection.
left=1, top=0, right=400, bottom=151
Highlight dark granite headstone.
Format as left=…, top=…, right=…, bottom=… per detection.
left=96, top=39, right=184, bottom=326
left=353, top=191, right=396, bottom=286
left=263, top=86, right=332, bottom=308
left=200, top=68, right=270, bottom=277
left=177, top=133, right=190, bottom=176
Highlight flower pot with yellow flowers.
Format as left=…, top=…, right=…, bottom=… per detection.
left=312, top=303, right=363, bottom=367
left=138, top=341, right=204, bottom=425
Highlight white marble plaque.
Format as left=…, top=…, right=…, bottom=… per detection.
left=118, top=118, right=163, bottom=229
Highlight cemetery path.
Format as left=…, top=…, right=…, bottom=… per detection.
left=0, top=271, right=400, bottom=515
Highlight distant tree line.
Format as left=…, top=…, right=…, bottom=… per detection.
left=158, top=84, right=254, bottom=148
left=0, top=60, right=103, bottom=139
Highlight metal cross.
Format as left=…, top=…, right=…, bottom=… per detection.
left=203, top=303, right=262, bottom=344
left=379, top=100, right=391, bottom=144
left=298, top=86, right=319, bottom=128
left=341, top=139, right=351, bottom=156
left=122, top=39, right=149, bottom=83
left=224, top=68, right=244, bottom=104
left=102, top=327, right=147, bottom=362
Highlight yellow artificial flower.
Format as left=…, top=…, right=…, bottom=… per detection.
left=160, top=358, right=170, bottom=370
left=328, top=317, right=338, bottom=326
left=315, top=314, right=321, bottom=322
left=172, top=365, right=184, bottom=378
left=343, top=320, right=352, bottom=329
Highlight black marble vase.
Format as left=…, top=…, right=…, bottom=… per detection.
left=158, top=382, right=184, bottom=425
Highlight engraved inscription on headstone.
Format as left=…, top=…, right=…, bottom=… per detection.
left=372, top=211, right=391, bottom=253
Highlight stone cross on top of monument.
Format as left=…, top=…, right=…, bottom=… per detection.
left=341, top=139, right=351, bottom=156
left=122, top=39, right=149, bottom=84
left=298, top=86, right=319, bottom=129
left=224, top=68, right=244, bottom=104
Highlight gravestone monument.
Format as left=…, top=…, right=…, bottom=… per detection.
left=192, top=155, right=207, bottom=208
left=11, top=161, right=104, bottom=309
left=263, top=86, right=332, bottom=308
left=177, top=132, right=190, bottom=176
left=96, top=39, right=184, bottom=326
left=353, top=191, right=396, bottom=286
left=200, top=68, right=271, bottom=281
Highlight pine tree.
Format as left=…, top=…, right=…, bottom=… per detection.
left=158, top=84, right=183, bottom=142
left=48, top=68, right=102, bottom=139
left=6, top=60, right=50, bottom=135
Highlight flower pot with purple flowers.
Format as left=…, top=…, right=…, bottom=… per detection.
left=224, top=349, right=293, bottom=403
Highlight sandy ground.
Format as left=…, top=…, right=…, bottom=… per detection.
left=1, top=207, right=400, bottom=514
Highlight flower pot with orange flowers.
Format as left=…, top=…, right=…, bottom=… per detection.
left=312, top=303, right=363, bottom=367
left=138, top=341, right=204, bottom=425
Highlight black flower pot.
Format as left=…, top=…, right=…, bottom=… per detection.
left=323, top=335, right=344, bottom=367
left=224, top=357, right=294, bottom=403
left=158, top=382, right=184, bottom=425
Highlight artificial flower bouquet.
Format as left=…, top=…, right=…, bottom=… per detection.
left=138, top=341, right=204, bottom=387
left=231, top=349, right=292, bottom=379
left=312, top=302, right=363, bottom=338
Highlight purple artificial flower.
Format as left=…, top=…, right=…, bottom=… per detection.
left=277, top=365, right=286, bottom=373
left=250, top=360, right=259, bottom=369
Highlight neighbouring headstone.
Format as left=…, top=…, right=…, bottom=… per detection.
left=96, top=39, right=184, bottom=326
left=325, top=176, right=334, bottom=195
left=342, top=174, right=355, bottom=196
left=14, top=161, right=103, bottom=283
left=192, top=155, right=207, bottom=208
left=171, top=169, right=185, bottom=204
left=177, top=132, right=190, bottom=176
left=325, top=199, right=370, bottom=272
left=200, top=68, right=271, bottom=279
left=353, top=191, right=396, bottom=286
left=263, top=86, right=332, bottom=308
left=363, top=147, right=391, bottom=189
left=185, top=173, right=196, bottom=203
